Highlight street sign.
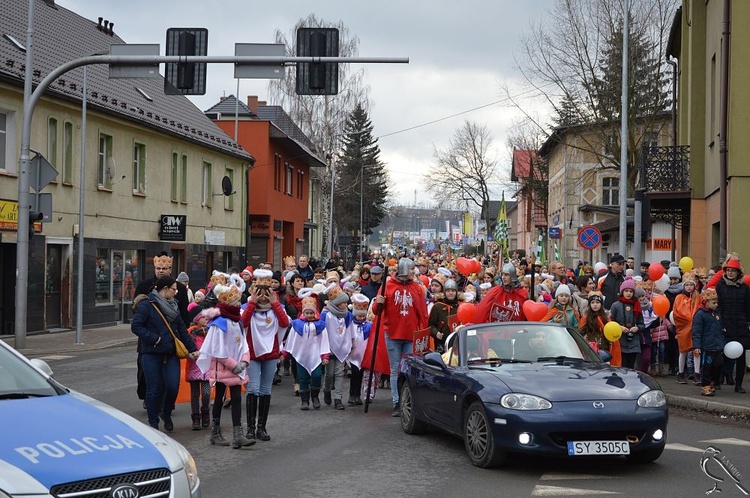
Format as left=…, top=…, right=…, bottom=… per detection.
left=234, top=43, right=285, bottom=79
left=165, top=28, right=209, bottom=95
left=578, top=225, right=602, bottom=250
left=548, top=227, right=561, bottom=239
left=109, top=44, right=159, bottom=79
left=296, top=28, right=339, bottom=95
left=30, top=154, right=58, bottom=192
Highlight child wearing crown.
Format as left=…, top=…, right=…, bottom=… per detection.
left=347, top=294, right=372, bottom=406
left=321, top=284, right=353, bottom=410
left=283, top=296, right=329, bottom=410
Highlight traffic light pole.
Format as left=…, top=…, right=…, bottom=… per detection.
left=15, top=52, right=408, bottom=348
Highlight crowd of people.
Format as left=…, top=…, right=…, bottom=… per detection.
left=129, top=248, right=750, bottom=447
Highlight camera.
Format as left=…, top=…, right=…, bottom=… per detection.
left=626, top=332, right=635, bottom=341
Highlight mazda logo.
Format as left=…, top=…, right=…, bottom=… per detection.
left=110, top=484, right=140, bottom=498
left=592, top=401, right=605, bottom=409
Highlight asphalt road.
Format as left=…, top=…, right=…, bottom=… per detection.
left=44, top=346, right=750, bottom=497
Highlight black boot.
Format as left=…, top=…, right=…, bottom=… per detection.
left=256, top=395, right=271, bottom=441
left=245, top=394, right=257, bottom=440
left=162, top=411, right=174, bottom=432
left=300, top=390, right=310, bottom=411
left=210, top=418, right=229, bottom=446
left=201, top=406, right=210, bottom=428
left=191, top=413, right=201, bottom=431
left=311, top=388, right=321, bottom=410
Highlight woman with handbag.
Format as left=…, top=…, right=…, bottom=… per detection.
left=131, top=276, right=199, bottom=431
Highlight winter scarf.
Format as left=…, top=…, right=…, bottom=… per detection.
left=218, top=302, right=241, bottom=322
left=326, top=302, right=349, bottom=318
left=723, top=274, right=743, bottom=287
left=150, top=289, right=179, bottom=322
left=619, top=296, right=642, bottom=317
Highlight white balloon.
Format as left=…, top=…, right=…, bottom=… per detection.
left=724, top=341, right=745, bottom=360
left=669, top=311, right=674, bottom=324
left=655, top=274, right=670, bottom=292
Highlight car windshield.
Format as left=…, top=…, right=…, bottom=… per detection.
left=0, top=344, right=60, bottom=398
left=458, top=323, right=601, bottom=365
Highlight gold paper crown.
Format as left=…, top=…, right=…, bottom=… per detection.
left=325, top=270, right=340, bottom=283
left=702, top=287, right=718, bottom=301
left=153, top=255, right=173, bottom=268
left=432, top=274, right=447, bottom=288
left=283, top=255, right=296, bottom=266
left=327, top=285, right=344, bottom=301
left=210, top=272, right=227, bottom=287
left=217, top=285, right=241, bottom=305
left=301, top=297, right=318, bottom=312
left=352, top=298, right=370, bottom=312
left=253, top=269, right=274, bottom=287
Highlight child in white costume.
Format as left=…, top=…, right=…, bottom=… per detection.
left=321, top=285, right=353, bottom=410
left=347, top=293, right=372, bottom=405
left=284, top=296, right=329, bottom=410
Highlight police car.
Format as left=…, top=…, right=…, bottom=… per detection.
left=0, top=339, right=200, bottom=497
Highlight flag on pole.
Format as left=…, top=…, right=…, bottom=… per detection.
left=494, top=193, right=509, bottom=263
left=554, top=241, right=560, bottom=262
left=536, top=230, right=545, bottom=264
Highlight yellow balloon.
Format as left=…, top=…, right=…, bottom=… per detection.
left=604, top=321, right=622, bottom=342
left=679, top=256, right=694, bottom=273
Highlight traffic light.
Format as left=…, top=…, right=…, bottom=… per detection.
left=29, top=211, right=43, bottom=238
left=164, top=28, right=208, bottom=95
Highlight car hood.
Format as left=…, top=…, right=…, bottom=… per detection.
left=476, top=362, right=659, bottom=402
left=0, top=393, right=169, bottom=490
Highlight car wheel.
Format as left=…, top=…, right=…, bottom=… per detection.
left=400, top=383, right=427, bottom=434
left=626, top=445, right=665, bottom=464
left=464, top=401, right=505, bottom=468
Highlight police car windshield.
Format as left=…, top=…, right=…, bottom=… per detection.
left=0, top=343, right=60, bottom=398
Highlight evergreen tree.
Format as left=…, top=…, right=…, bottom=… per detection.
left=334, top=103, right=390, bottom=246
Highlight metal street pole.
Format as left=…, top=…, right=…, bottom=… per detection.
left=619, top=0, right=629, bottom=258
left=75, top=65, right=88, bottom=345
left=328, top=158, right=335, bottom=258
left=360, top=164, right=363, bottom=262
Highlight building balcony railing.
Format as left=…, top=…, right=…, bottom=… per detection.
left=641, top=145, right=691, bottom=228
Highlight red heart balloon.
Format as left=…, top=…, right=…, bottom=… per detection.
left=522, top=300, right=549, bottom=322
left=471, top=259, right=482, bottom=274
left=457, top=302, right=476, bottom=324
left=456, top=257, right=472, bottom=276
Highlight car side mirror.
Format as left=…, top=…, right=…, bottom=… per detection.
left=424, top=351, right=447, bottom=370
left=31, top=358, right=54, bottom=377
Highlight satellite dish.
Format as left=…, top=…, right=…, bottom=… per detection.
left=106, top=156, right=117, bottom=181
left=221, top=176, right=235, bottom=196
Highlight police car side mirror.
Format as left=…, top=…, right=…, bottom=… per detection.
left=31, top=358, right=54, bottom=377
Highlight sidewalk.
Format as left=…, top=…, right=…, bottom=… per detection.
left=3, top=326, right=750, bottom=418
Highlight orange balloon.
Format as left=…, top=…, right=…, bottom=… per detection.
left=456, top=257, right=472, bottom=276
left=652, top=294, right=669, bottom=317
left=419, top=275, right=429, bottom=286
left=389, top=258, right=397, bottom=267
left=522, top=300, right=549, bottom=322
left=457, top=302, right=476, bottom=324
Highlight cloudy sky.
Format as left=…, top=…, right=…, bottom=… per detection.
left=60, top=0, right=556, bottom=207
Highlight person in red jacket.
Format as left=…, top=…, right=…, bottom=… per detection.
left=474, top=263, right=528, bottom=323
left=372, top=258, right=428, bottom=417
left=240, top=269, right=290, bottom=442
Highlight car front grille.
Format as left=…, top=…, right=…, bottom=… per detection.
left=549, top=430, right=647, bottom=447
left=50, top=468, right=171, bottom=498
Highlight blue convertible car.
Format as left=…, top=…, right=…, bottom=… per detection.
left=398, top=322, right=668, bottom=468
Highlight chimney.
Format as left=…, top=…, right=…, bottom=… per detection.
left=97, top=17, right=103, bottom=31
left=108, top=22, right=114, bottom=36
left=103, top=20, right=109, bottom=33
left=247, top=95, right=259, bottom=114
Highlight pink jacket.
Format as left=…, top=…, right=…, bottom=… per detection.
left=207, top=351, right=251, bottom=387
left=185, top=329, right=208, bottom=382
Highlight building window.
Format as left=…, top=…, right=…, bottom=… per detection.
left=224, top=167, right=234, bottom=211
left=602, top=177, right=619, bottom=206
left=132, top=143, right=146, bottom=194
left=181, top=155, right=188, bottom=203
left=285, top=165, right=293, bottom=195
left=0, top=110, right=16, bottom=172
left=96, top=248, right=140, bottom=305
left=202, top=161, right=212, bottom=207
left=273, top=154, right=281, bottom=191
left=95, top=248, right=111, bottom=304
left=97, top=133, right=113, bottom=189
left=63, top=121, right=73, bottom=184
left=296, top=170, right=304, bottom=199
left=47, top=117, right=58, bottom=168
left=171, top=152, right=178, bottom=202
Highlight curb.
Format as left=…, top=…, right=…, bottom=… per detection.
left=666, top=393, right=750, bottom=418
left=13, top=338, right=138, bottom=358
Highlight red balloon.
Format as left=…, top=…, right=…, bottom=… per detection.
left=419, top=275, right=429, bottom=286
left=456, top=257, right=473, bottom=276
left=648, top=264, right=665, bottom=281
left=457, top=303, right=476, bottom=324
left=652, top=294, right=669, bottom=317
left=522, top=300, right=549, bottom=322
left=471, top=259, right=482, bottom=274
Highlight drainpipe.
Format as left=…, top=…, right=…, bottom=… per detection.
left=719, top=0, right=730, bottom=260
left=666, top=56, right=678, bottom=262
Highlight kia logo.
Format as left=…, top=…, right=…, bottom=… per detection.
left=110, top=484, right=140, bottom=498
left=592, top=401, right=605, bottom=409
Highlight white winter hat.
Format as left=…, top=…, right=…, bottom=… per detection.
left=555, top=284, right=572, bottom=297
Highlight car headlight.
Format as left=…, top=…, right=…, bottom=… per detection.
left=172, top=439, right=199, bottom=491
left=637, top=390, right=666, bottom=408
left=501, top=393, right=552, bottom=410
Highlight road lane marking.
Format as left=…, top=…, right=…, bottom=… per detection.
left=700, top=438, right=750, bottom=447
left=37, top=355, right=74, bottom=360
left=666, top=443, right=705, bottom=452
left=532, top=485, right=620, bottom=496
left=541, top=474, right=615, bottom=480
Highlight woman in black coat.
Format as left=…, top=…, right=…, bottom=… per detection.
left=131, top=276, right=199, bottom=430
left=715, top=259, right=750, bottom=392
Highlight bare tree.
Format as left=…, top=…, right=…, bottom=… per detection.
left=267, top=14, right=371, bottom=256
left=424, top=121, right=505, bottom=235
left=506, top=118, right=549, bottom=236
left=507, top=0, right=677, bottom=192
